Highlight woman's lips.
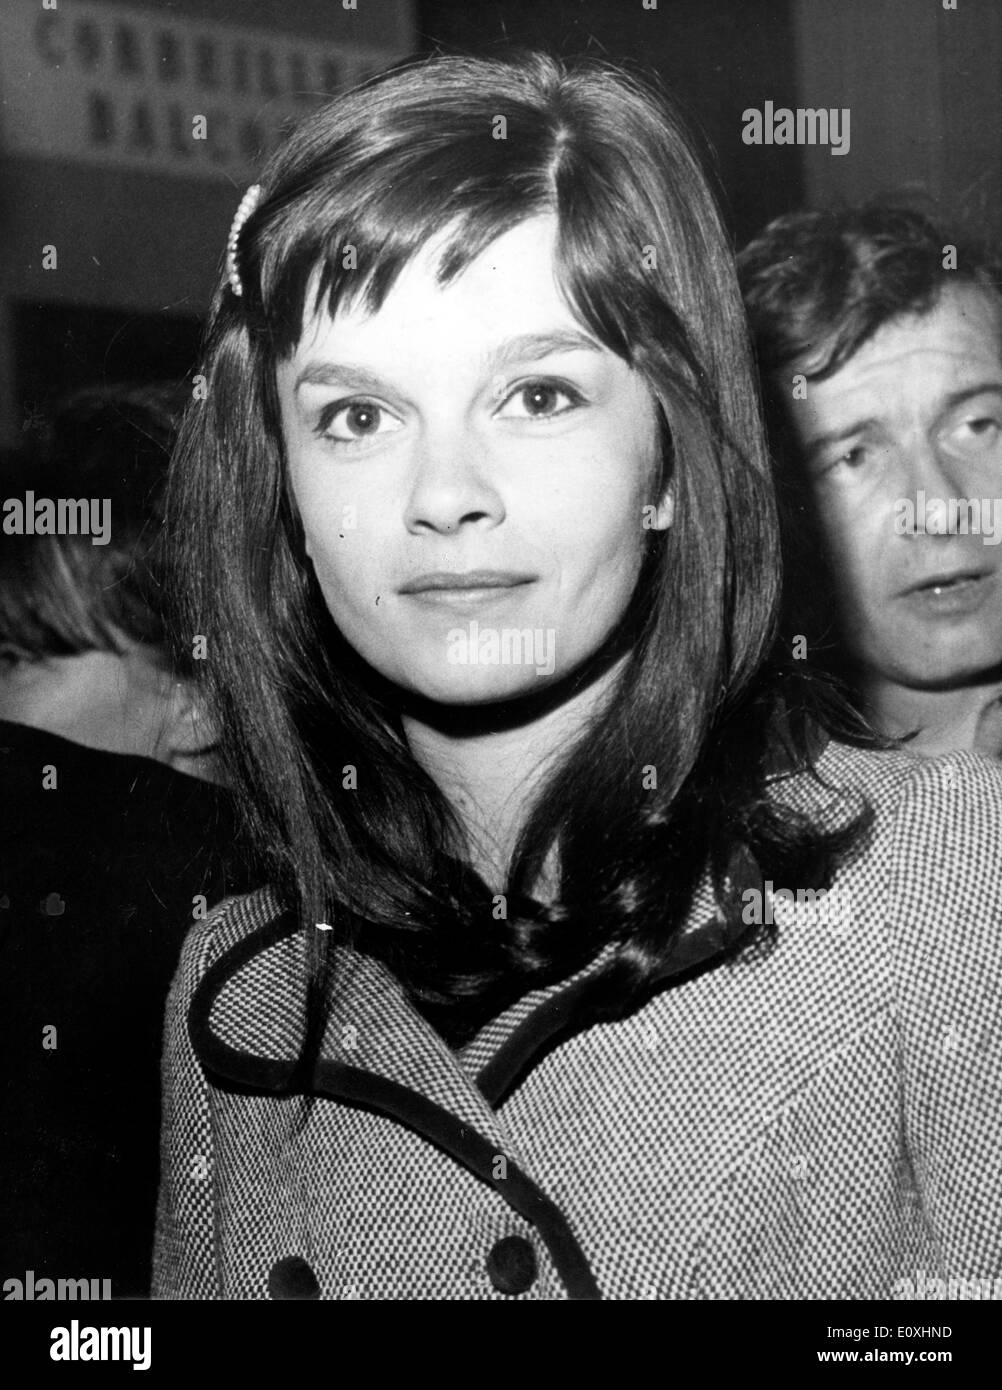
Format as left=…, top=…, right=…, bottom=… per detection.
left=397, top=571, right=537, bottom=612
left=400, top=580, right=535, bottom=613
left=897, top=569, right=996, bottom=617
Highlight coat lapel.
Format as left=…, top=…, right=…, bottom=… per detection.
left=189, top=900, right=515, bottom=1150
left=187, top=895, right=605, bottom=1298
left=186, top=871, right=753, bottom=1302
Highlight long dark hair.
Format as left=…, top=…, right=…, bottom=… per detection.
left=167, top=51, right=872, bottom=1048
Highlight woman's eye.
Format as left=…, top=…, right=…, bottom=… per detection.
left=318, top=400, right=402, bottom=443
left=497, top=380, right=583, bottom=420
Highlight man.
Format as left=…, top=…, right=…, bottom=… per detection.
left=739, top=205, right=1002, bottom=755
left=0, top=387, right=251, bottom=1297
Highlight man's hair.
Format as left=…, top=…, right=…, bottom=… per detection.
left=737, top=202, right=1002, bottom=384
left=738, top=205, right=1002, bottom=685
left=0, top=384, right=184, bottom=663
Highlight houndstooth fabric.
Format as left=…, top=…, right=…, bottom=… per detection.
left=153, top=741, right=1002, bottom=1300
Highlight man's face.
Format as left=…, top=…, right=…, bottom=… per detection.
left=781, top=283, right=1002, bottom=692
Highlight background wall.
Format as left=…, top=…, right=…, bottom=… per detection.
left=792, top=0, right=1002, bottom=233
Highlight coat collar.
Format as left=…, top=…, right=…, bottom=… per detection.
left=188, top=897, right=507, bottom=1138
left=187, top=894, right=611, bottom=1297
left=187, top=877, right=754, bottom=1301
left=188, top=870, right=746, bottom=1114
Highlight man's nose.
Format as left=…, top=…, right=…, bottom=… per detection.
left=900, top=437, right=968, bottom=501
left=403, top=427, right=505, bottom=535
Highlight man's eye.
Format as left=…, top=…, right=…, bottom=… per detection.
left=811, top=442, right=880, bottom=478
left=497, top=380, right=584, bottom=419
left=318, top=400, right=403, bottom=443
left=944, top=416, right=1001, bottom=454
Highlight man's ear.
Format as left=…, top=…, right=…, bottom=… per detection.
left=160, top=679, right=206, bottom=753
left=160, top=679, right=228, bottom=783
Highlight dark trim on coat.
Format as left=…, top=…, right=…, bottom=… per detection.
left=187, top=909, right=602, bottom=1298
left=187, top=907, right=304, bottom=1092
left=186, top=899, right=757, bottom=1299
left=312, top=1060, right=602, bottom=1299
left=477, top=914, right=758, bottom=1107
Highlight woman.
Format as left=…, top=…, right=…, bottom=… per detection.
left=154, top=52, right=1002, bottom=1300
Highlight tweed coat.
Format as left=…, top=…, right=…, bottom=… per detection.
left=153, top=741, right=1002, bottom=1300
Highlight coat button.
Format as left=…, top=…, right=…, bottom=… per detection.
left=268, top=1255, right=320, bottom=1300
left=486, top=1235, right=537, bottom=1295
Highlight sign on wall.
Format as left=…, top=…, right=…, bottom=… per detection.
left=0, top=0, right=412, bottom=182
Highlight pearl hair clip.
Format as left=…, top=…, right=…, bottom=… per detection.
left=226, top=183, right=263, bottom=297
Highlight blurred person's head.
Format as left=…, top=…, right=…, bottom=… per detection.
left=739, top=204, right=1002, bottom=753
left=0, top=385, right=222, bottom=781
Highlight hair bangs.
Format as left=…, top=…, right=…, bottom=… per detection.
left=252, top=127, right=568, bottom=360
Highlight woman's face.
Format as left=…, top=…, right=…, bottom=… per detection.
left=277, top=213, right=671, bottom=705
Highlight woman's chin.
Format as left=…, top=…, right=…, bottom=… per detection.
left=395, top=665, right=559, bottom=709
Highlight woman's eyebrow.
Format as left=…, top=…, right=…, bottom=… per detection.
left=295, top=362, right=388, bottom=393
left=484, top=329, right=604, bottom=372
left=293, top=330, right=603, bottom=395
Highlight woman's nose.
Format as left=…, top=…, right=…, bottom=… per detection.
left=403, top=429, right=506, bottom=535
